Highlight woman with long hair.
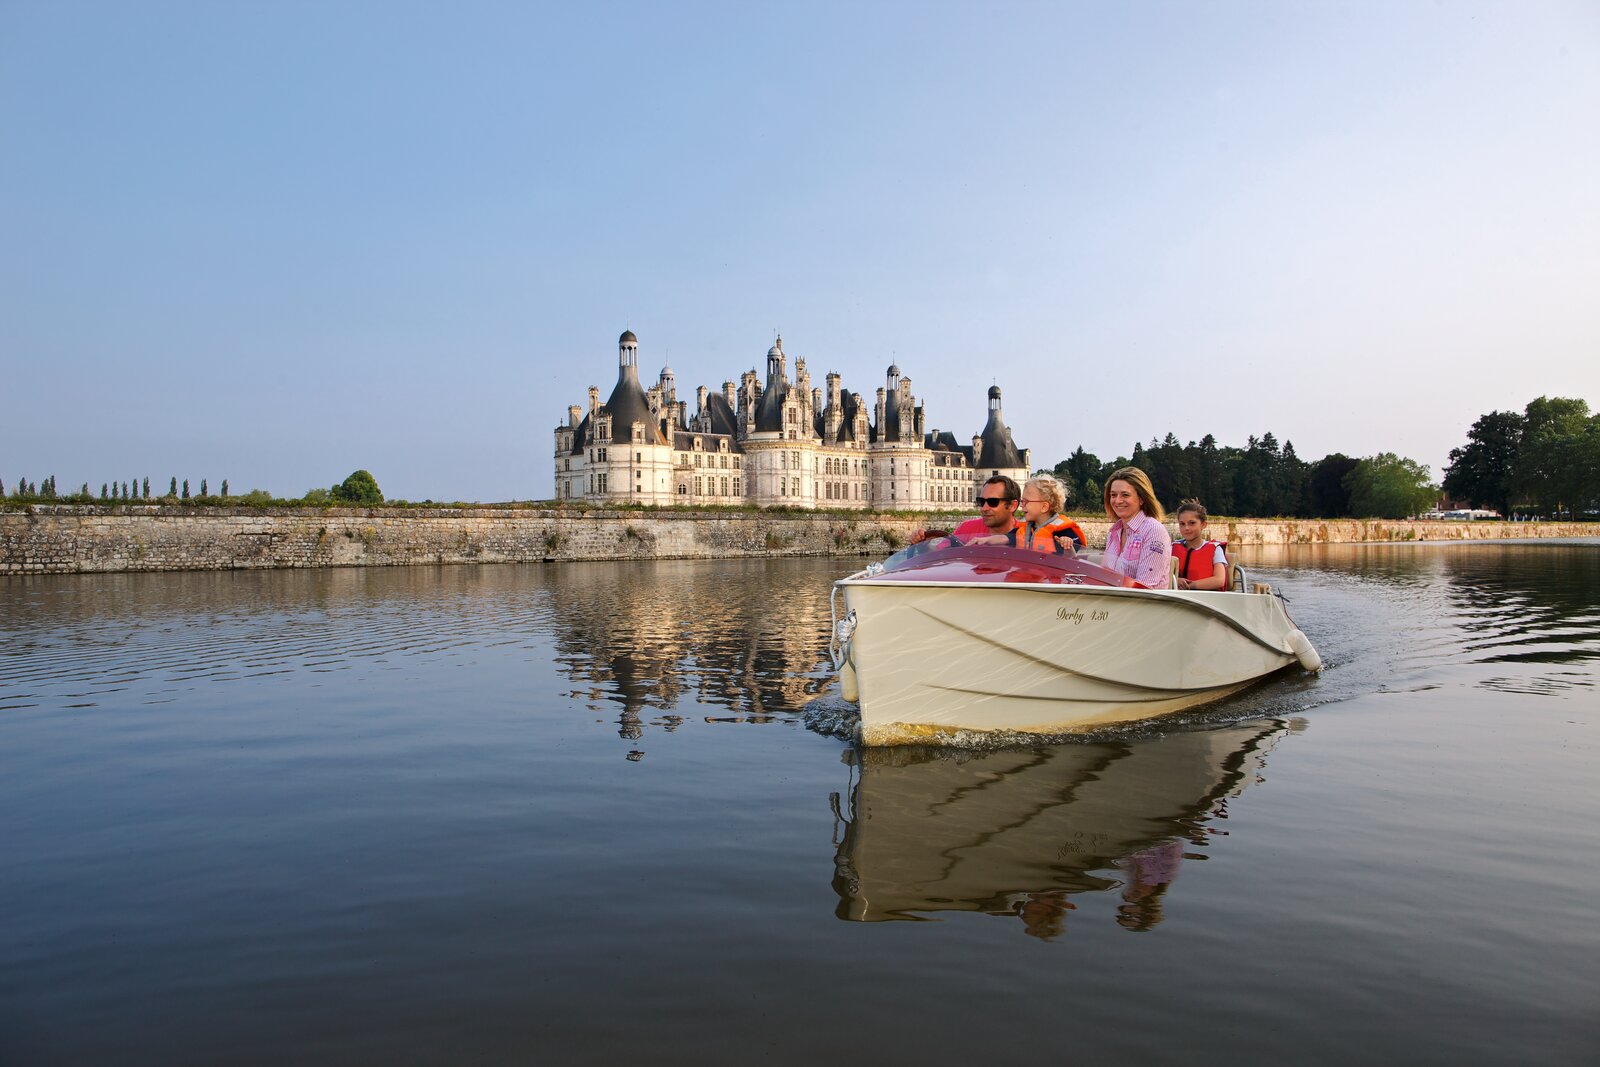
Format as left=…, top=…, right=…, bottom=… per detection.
left=1100, top=466, right=1172, bottom=589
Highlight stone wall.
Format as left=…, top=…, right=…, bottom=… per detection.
left=1, top=505, right=1595, bottom=575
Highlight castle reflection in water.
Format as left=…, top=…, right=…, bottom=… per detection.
left=543, top=557, right=841, bottom=754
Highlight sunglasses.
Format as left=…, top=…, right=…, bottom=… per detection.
left=975, top=496, right=1014, bottom=508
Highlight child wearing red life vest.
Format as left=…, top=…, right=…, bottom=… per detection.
left=1173, top=500, right=1229, bottom=591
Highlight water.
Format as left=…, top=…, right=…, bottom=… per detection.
left=2, top=544, right=1597, bottom=1065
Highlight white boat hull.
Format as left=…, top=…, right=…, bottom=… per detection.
left=840, top=578, right=1308, bottom=744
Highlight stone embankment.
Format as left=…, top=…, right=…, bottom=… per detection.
left=1, top=505, right=1595, bottom=575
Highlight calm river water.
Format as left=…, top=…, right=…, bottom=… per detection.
left=2, top=543, right=1597, bottom=1065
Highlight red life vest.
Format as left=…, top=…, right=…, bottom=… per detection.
left=1019, top=514, right=1088, bottom=554
left=1173, top=539, right=1226, bottom=584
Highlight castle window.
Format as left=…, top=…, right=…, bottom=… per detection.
left=720, top=477, right=728, bottom=496
left=733, top=477, right=741, bottom=495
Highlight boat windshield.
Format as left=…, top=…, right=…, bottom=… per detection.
left=865, top=535, right=1135, bottom=587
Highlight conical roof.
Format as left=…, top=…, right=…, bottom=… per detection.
left=978, top=391, right=1023, bottom=468
left=604, top=364, right=666, bottom=445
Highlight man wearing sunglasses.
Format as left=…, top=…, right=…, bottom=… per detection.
left=910, top=475, right=1023, bottom=546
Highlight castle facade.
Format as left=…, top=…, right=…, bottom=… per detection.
left=554, top=330, right=1031, bottom=510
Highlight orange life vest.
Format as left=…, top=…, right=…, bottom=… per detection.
left=1019, top=514, right=1087, bottom=554
left=1173, top=539, right=1226, bottom=584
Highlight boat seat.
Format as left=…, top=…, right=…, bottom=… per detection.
left=1168, top=556, right=1181, bottom=589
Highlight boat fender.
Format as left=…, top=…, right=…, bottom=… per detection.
left=1286, top=628, right=1322, bottom=672
left=840, top=645, right=860, bottom=703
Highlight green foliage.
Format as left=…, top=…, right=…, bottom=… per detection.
left=1050, top=446, right=1103, bottom=510
left=1345, top=453, right=1436, bottom=519
left=1441, top=397, right=1599, bottom=519
left=302, top=488, right=336, bottom=506
left=1517, top=397, right=1593, bottom=518
left=333, top=469, right=384, bottom=505
left=1309, top=454, right=1360, bottom=518
left=1443, top=410, right=1523, bottom=516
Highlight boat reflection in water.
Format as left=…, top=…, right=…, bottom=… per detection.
left=829, top=719, right=1289, bottom=937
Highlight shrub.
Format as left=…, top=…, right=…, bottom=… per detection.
left=333, top=470, right=383, bottom=506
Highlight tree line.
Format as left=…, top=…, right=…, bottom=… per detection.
left=3, top=470, right=385, bottom=507
left=1048, top=434, right=1435, bottom=519
left=1441, top=396, right=1599, bottom=520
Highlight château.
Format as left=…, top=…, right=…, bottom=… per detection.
left=554, top=330, right=1031, bottom=509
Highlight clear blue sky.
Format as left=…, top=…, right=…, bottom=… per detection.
left=4, top=1, right=1597, bottom=502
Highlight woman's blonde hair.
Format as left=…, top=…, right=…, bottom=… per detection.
left=1023, top=474, right=1065, bottom=515
left=1103, top=466, right=1165, bottom=521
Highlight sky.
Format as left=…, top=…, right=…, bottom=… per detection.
left=3, top=0, right=1597, bottom=502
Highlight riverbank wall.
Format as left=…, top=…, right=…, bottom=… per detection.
left=2, top=506, right=1595, bottom=575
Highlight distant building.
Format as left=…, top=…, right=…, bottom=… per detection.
left=554, top=330, right=1031, bottom=509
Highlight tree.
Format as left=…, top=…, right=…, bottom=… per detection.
left=1517, top=396, right=1592, bottom=518
left=220, top=479, right=229, bottom=497
left=142, top=477, right=150, bottom=499
left=182, top=479, right=190, bottom=500
left=1143, top=432, right=1192, bottom=509
left=101, top=483, right=109, bottom=499
left=333, top=469, right=384, bottom=505
left=1345, top=453, right=1436, bottom=518
left=1051, top=446, right=1102, bottom=512
left=200, top=478, right=208, bottom=497
left=1191, top=434, right=1232, bottom=514
left=1309, top=454, right=1360, bottom=517
left=168, top=477, right=178, bottom=497
left=1443, top=409, right=1525, bottom=516
left=1232, top=434, right=1279, bottom=516
left=1274, top=441, right=1308, bottom=516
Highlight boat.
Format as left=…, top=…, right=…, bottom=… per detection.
left=830, top=539, right=1320, bottom=745
left=829, top=719, right=1285, bottom=928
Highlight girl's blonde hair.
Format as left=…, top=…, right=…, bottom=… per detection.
left=1022, top=474, right=1065, bottom=514
left=1103, top=466, right=1165, bottom=522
